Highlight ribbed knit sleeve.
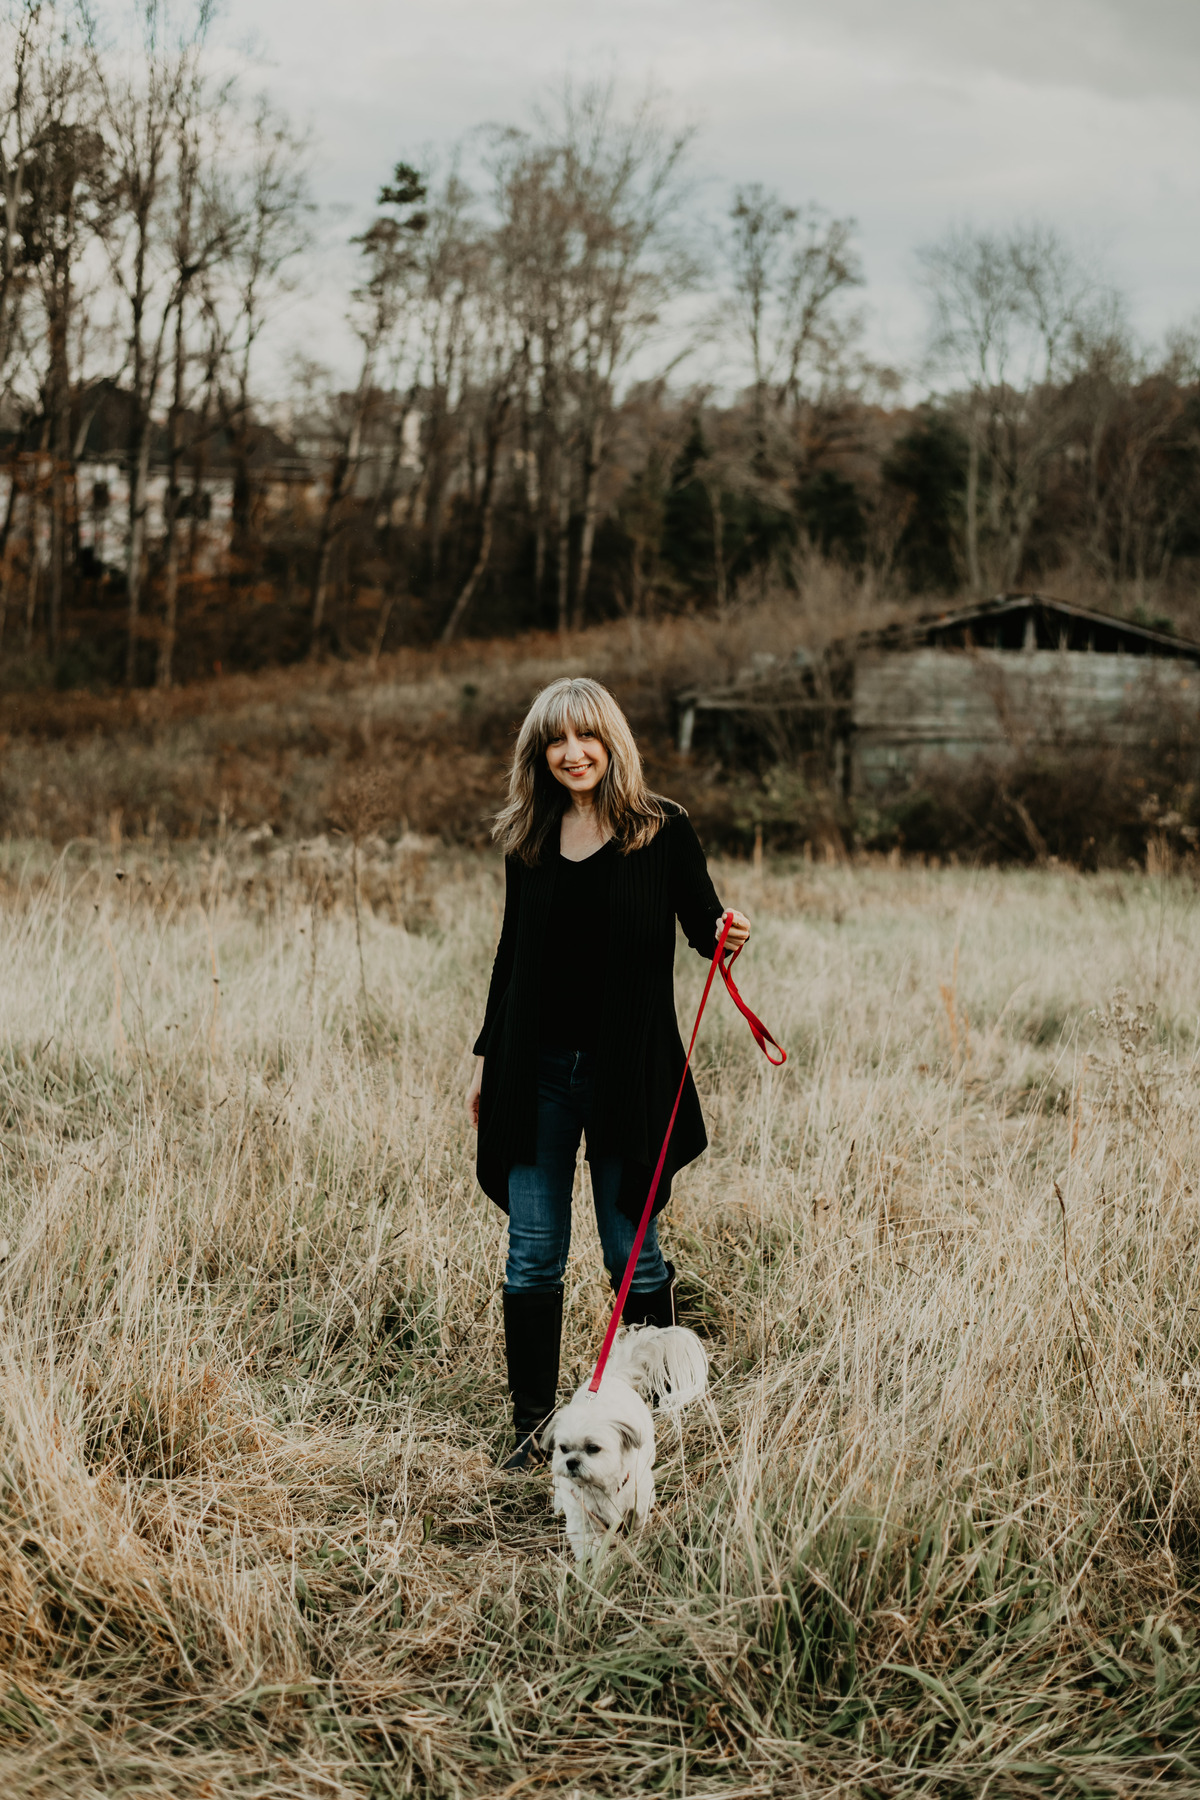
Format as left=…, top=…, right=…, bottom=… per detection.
left=668, top=814, right=724, bottom=957
left=473, top=856, right=521, bottom=1053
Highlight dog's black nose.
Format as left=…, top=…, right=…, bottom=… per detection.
left=565, top=1455, right=581, bottom=1474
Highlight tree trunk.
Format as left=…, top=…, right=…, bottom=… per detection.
left=311, top=371, right=371, bottom=653
left=186, top=376, right=214, bottom=577
left=965, top=426, right=982, bottom=593
left=1004, top=485, right=1039, bottom=590
left=534, top=514, right=546, bottom=599
left=217, top=355, right=255, bottom=566
left=1086, top=410, right=1111, bottom=580
left=160, top=499, right=180, bottom=686
left=227, top=357, right=254, bottom=566
left=157, top=297, right=186, bottom=688
left=24, top=519, right=39, bottom=648
left=47, top=473, right=64, bottom=659
left=708, top=483, right=727, bottom=612
left=1117, top=488, right=1132, bottom=587
left=124, top=218, right=150, bottom=686
left=555, top=448, right=571, bottom=635
left=441, top=420, right=503, bottom=645
left=230, top=442, right=252, bottom=561
left=311, top=454, right=351, bottom=649
left=310, top=525, right=336, bottom=646
left=373, top=392, right=414, bottom=554
left=310, top=453, right=351, bottom=653
left=571, top=415, right=604, bottom=632
left=0, top=460, right=18, bottom=649
left=422, top=393, right=450, bottom=581
left=369, top=591, right=395, bottom=668
left=46, top=246, right=72, bottom=662
left=632, top=536, right=651, bottom=618
left=125, top=426, right=151, bottom=685
left=533, top=388, right=554, bottom=605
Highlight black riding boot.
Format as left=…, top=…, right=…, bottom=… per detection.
left=499, top=1287, right=562, bottom=1470
left=619, top=1260, right=676, bottom=1330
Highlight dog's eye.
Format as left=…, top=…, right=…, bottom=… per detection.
left=584, top=1443, right=600, bottom=1455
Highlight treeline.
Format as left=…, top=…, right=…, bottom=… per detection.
left=2, top=1, right=1199, bottom=691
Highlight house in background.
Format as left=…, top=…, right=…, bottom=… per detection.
left=0, top=382, right=317, bottom=582
left=76, top=384, right=317, bottom=575
left=677, top=594, right=1200, bottom=794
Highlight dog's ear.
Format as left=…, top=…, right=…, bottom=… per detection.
left=617, top=1421, right=643, bottom=1456
left=539, top=1414, right=559, bottom=1452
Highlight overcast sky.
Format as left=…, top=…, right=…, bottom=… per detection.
left=220, top=0, right=1200, bottom=391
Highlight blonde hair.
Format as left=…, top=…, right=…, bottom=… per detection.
left=494, top=677, right=669, bottom=865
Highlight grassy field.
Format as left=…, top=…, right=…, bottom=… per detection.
left=3, top=838, right=1200, bottom=1797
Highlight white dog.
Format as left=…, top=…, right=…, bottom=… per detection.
left=543, top=1324, right=709, bottom=1562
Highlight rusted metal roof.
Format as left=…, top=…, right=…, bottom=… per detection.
left=679, top=592, right=1200, bottom=715
left=868, top=593, right=1200, bottom=659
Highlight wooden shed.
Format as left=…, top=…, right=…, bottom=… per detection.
left=677, top=594, right=1200, bottom=795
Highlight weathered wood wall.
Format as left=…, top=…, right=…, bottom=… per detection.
left=852, top=648, right=1200, bottom=790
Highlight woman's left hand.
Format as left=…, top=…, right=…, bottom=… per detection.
left=717, top=908, right=751, bottom=952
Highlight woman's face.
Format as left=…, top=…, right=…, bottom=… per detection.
left=545, top=721, right=610, bottom=799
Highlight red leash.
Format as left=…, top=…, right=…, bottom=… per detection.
left=588, top=915, right=786, bottom=1393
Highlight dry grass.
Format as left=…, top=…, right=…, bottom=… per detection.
left=2, top=840, right=1200, bottom=1795
left=0, top=574, right=899, bottom=847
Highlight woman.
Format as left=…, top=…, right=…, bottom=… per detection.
left=468, top=676, right=750, bottom=1469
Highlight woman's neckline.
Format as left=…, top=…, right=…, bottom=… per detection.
left=558, top=835, right=615, bottom=865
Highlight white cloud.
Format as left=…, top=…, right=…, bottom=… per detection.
left=222, top=0, right=1200, bottom=389
left=779, top=0, right=1200, bottom=100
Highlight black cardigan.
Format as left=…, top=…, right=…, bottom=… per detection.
left=473, top=805, right=724, bottom=1222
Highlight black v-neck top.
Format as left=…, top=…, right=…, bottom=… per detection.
left=473, top=805, right=725, bottom=1222
left=538, top=839, right=617, bottom=1051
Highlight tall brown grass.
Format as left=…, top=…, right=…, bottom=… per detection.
left=2, top=841, right=1200, bottom=1794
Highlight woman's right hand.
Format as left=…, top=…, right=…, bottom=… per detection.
left=467, top=1056, right=484, bottom=1130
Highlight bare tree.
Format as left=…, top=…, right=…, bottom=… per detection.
left=206, top=98, right=311, bottom=567
left=155, top=73, right=265, bottom=685
left=0, top=2, right=43, bottom=395
left=606, top=380, right=696, bottom=618
left=438, top=233, right=521, bottom=643
left=407, top=168, right=474, bottom=587
left=12, top=9, right=104, bottom=656
left=84, top=0, right=214, bottom=683
left=0, top=4, right=71, bottom=651
left=309, top=161, right=426, bottom=651
left=494, top=84, right=695, bottom=631
left=492, top=135, right=576, bottom=628
left=723, top=184, right=862, bottom=439
left=1074, top=326, right=1200, bottom=600
left=557, top=85, right=694, bottom=626
left=920, top=222, right=1109, bottom=591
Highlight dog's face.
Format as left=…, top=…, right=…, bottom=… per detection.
left=544, top=1391, right=644, bottom=1498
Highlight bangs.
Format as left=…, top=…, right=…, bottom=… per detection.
left=535, top=690, right=605, bottom=748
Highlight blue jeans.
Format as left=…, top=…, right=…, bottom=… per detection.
left=505, top=1048, right=669, bottom=1295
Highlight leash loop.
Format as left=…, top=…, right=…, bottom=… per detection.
left=588, top=913, right=786, bottom=1393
